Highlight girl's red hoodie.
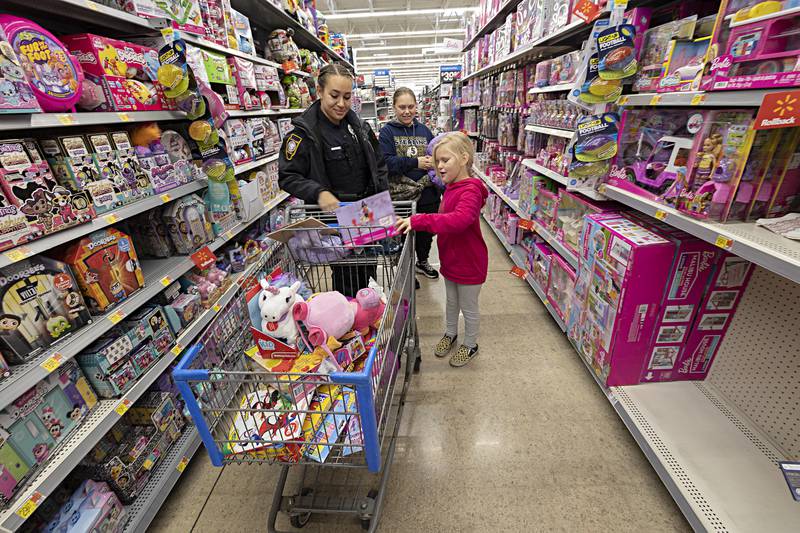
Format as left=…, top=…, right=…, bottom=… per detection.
left=410, top=177, right=489, bottom=285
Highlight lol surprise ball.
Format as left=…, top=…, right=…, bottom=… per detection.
left=0, top=16, right=83, bottom=111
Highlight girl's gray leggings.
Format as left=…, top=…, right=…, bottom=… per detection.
left=444, top=278, right=482, bottom=348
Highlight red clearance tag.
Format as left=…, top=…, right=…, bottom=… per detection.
left=510, top=266, right=527, bottom=279
left=572, top=0, right=602, bottom=22
left=191, top=246, right=217, bottom=269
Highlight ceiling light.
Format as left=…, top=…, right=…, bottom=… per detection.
left=347, top=29, right=465, bottom=39
left=326, top=7, right=478, bottom=20
left=369, top=53, right=390, bottom=57
left=360, top=52, right=452, bottom=60
left=357, top=57, right=461, bottom=64
left=356, top=43, right=452, bottom=52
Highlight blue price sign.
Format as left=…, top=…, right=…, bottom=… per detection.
left=440, top=65, right=462, bottom=83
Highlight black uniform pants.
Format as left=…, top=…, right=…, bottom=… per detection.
left=415, top=198, right=440, bottom=263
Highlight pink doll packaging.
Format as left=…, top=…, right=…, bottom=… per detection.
left=555, top=190, right=617, bottom=256
left=0, top=25, right=41, bottom=114
left=117, top=0, right=206, bottom=36
left=672, top=252, right=754, bottom=380
left=567, top=214, right=677, bottom=387
left=546, top=252, right=576, bottom=323
left=229, top=57, right=261, bottom=111
left=528, top=242, right=554, bottom=292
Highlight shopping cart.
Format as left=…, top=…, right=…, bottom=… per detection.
left=174, top=202, right=420, bottom=532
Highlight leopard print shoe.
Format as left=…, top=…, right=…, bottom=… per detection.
left=434, top=334, right=457, bottom=358
left=449, top=344, right=479, bottom=367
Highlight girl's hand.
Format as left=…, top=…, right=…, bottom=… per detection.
left=395, top=217, right=412, bottom=234
left=417, top=156, right=433, bottom=170
left=317, top=190, right=340, bottom=212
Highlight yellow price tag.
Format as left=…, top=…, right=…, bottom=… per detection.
left=160, top=193, right=171, bottom=203
left=617, top=95, right=629, bottom=106
left=142, top=458, right=155, bottom=470
left=245, top=346, right=259, bottom=358
left=598, top=184, right=608, bottom=195
left=176, top=456, right=189, bottom=473
left=108, top=309, right=126, bottom=324
left=715, top=235, right=734, bottom=250
left=654, top=210, right=667, bottom=221
left=40, top=353, right=64, bottom=372
left=115, top=399, right=132, bottom=416
left=57, top=114, right=75, bottom=125
left=84, top=0, right=100, bottom=10
left=4, top=246, right=32, bottom=264
left=690, top=93, right=706, bottom=106
left=160, top=276, right=172, bottom=287
left=649, top=94, right=662, bottom=105
left=103, top=213, right=119, bottom=224
left=170, top=344, right=183, bottom=356
left=117, top=112, right=131, bottom=122
left=161, top=28, right=175, bottom=40
left=212, top=303, right=221, bottom=312
left=224, top=230, right=234, bottom=240
left=15, top=492, right=43, bottom=519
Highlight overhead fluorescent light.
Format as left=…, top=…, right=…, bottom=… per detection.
left=369, top=53, right=390, bottom=57
left=326, top=7, right=478, bottom=20
left=357, top=57, right=461, bottom=65
left=355, top=43, right=452, bottom=52
left=347, top=29, right=465, bottom=39
left=361, top=52, right=452, bottom=60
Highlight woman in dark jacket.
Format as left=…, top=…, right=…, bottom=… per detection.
left=278, top=63, right=389, bottom=296
left=378, top=87, right=440, bottom=280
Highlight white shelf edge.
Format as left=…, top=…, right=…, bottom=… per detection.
left=462, top=0, right=521, bottom=52
left=0, top=111, right=188, bottom=132
left=620, top=90, right=774, bottom=107
left=0, top=180, right=207, bottom=269
left=521, top=159, right=607, bottom=201
left=481, top=213, right=512, bottom=253
left=525, top=124, right=575, bottom=139
left=508, top=245, right=566, bottom=332
left=602, top=185, right=800, bottom=285
left=460, top=102, right=481, bottom=107
left=531, top=219, right=579, bottom=270
left=528, top=83, right=574, bottom=94
left=0, top=192, right=289, bottom=410
left=227, top=108, right=304, bottom=118
left=233, top=154, right=279, bottom=175
left=182, top=34, right=281, bottom=69
left=473, top=166, right=525, bottom=219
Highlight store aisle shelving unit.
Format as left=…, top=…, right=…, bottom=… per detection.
left=524, top=124, right=574, bottom=139
left=520, top=159, right=606, bottom=201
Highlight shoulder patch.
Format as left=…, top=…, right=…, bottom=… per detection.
left=285, top=133, right=302, bottom=161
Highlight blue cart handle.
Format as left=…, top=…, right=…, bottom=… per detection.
left=172, top=343, right=207, bottom=382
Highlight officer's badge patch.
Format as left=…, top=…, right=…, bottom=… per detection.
left=285, top=133, right=302, bottom=160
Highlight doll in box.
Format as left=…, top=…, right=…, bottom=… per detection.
left=131, top=122, right=181, bottom=194
left=109, top=131, right=153, bottom=199
left=229, top=57, right=261, bottom=111
left=126, top=207, right=175, bottom=258
left=61, top=228, right=145, bottom=314
left=161, top=194, right=215, bottom=254
left=0, top=256, right=92, bottom=364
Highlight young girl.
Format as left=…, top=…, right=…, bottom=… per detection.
left=396, top=133, right=488, bottom=367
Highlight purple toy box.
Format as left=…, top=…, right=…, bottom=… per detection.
left=335, top=191, right=400, bottom=247
left=566, top=214, right=677, bottom=387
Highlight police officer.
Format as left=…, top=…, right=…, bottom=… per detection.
left=279, top=62, right=389, bottom=297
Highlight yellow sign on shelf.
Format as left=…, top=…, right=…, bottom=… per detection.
left=176, top=456, right=190, bottom=473
left=4, top=246, right=32, bottom=264
left=56, top=114, right=76, bottom=125
left=617, top=95, right=629, bottom=106
left=654, top=210, right=667, bottom=221
left=40, top=353, right=64, bottom=373
left=117, top=112, right=131, bottom=122
left=160, top=276, right=172, bottom=287
left=115, top=399, right=132, bottom=416
left=649, top=94, right=662, bottom=105
left=212, top=304, right=221, bottom=312
left=160, top=193, right=171, bottom=203
left=108, top=309, right=126, bottom=324
left=690, top=93, right=706, bottom=106
left=171, top=344, right=183, bottom=356
left=103, top=213, right=119, bottom=224
left=715, top=235, right=734, bottom=250
left=15, top=492, right=43, bottom=519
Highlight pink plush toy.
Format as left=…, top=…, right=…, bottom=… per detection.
left=292, top=291, right=355, bottom=350
left=351, top=288, right=385, bottom=334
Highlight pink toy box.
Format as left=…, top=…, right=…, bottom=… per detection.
left=528, top=242, right=554, bottom=292
left=702, top=2, right=800, bottom=91
left=673, top=252, right=754, bottom=380
left=567, top=214, right=677, bottom=386
left=44, top=480, right=127, bottom=533
left=229, top=57, right=261, bottom=111
left=546, top=252, right=576, bottom=323
left=116, top=0, right=206, bottom=37
left=555, top=190, right=618, bottom=256
left=62, top=34, right=166, bottom=112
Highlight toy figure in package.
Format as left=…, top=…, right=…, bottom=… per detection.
left=0, top=256, right=92, bottom=364
left=61, top=228, right=145, bottom=313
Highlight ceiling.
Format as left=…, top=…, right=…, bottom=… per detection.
left=323, top=0, right=473, bottom=88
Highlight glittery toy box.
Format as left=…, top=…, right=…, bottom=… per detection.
left=0, top=255, right=92, bottom=365
left=673, top=253, right=754, bottom=381
left=60, top=228, right=145, bottom=313
left=115, top=0, right=206, bottom=37
left=0, top=359, right=97, bottom=505
left=0, top=139, right=95, bottom=251
left=44, top=480, right=126, bottom=533
left=567, top=214, right=677, bottom=387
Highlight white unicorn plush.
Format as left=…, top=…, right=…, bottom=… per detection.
left=258, top=279, right=304, bottom=344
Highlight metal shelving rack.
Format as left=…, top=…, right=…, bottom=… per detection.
left=524, top=124, right=574, bottom=139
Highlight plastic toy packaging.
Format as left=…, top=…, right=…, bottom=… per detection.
left=597, top=24, right=639, bottom=80
left=747, top=127, right=800, bottom=221
left=633, top=16, right=698, bottom=92
left=44, top=480, right=127, bottom=533
left=0, top=16, right=84, bottom=112
left=229, top=57, right=261, bottom=111
left=546, top=254, right=577, bottom=323
left=0, top=24, right=41, bottom=113
left=528, top=242, right=554, bottom=292
left=568, top=113, right=619, bottom=191
left=60, top=228, right=145, bottom=314
left=116, top=0, right=206, bottom=36
left=556, top=191, right=617, bottom=255
left=162, top=193, right=215, bottom=254
left=0, top=256, right=92, bottom=364
left=657, top=15, right=716, bottom=93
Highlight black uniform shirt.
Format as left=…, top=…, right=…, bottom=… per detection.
left=317, top=107, right=370, bottom=200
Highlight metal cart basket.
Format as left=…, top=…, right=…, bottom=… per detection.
left=174, top=202, right=420, bottom=531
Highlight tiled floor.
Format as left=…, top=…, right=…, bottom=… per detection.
left=149, top=222, right=690, bottom=532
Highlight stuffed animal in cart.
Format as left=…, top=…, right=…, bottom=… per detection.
left=259, top=279, right=304, bottom=343
left=351, top=288, right=386, bottom=334
left=292, top=291, right=355, bottom=350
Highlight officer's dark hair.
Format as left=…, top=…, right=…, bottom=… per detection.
left=318, top=63, right=353, bottom=89
left=393, top=87, right=416, bottom=104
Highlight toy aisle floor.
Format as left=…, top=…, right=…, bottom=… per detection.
left=149, top=221, right=691, bottom=533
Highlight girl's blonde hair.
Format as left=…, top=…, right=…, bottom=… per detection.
left=432, top=132, right=475, bottom=173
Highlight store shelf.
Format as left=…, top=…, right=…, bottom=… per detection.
left=481, top=214, right=512, bottom=253
left=619, top=90, right=777, bottom=108
left=0, top=110, right=187, bottom=132
left=0, top=192, right=289, bottom=411
left=233, top=154, right=279, bottom=176
left=227, top=108, right=304, bottom=118
left=474, top=167, right=525, bottom=219
left=123, top=427, right=202, bottom=533
left=0, top=181, right=207, bottom=269
left=462, top=0, right=522, bottom=52
left=509, top=246, right=566, bottom=332
left=467, top=132, right=480, bottom=137
left=528, top=83, right=573, bottom=94
left=521, top=159, right=607, bottom=201
left=460, top=102, right=481, bottom=107
left=230, top=0, right=353, bottom=68
left=532, top=218, right=578, bottom=270
left=525, top=124, right=574, bottom=139
left=602, top=185, right=800, bottom=284
left=462, top=19, right=585, bottom=81
left=0, top=233, right=277, bottom=530
left=182, top=34, right=282, bottom=69
left=3, top=0, right=155, bottom=34
left=609, top=381, right=800, bottom=533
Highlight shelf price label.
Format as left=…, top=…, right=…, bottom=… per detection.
left=40, top=353, right=64, bottom=373
left=117, top=112, right=131, bottom=122
left=212, top=303, right=221, bottom=312
left=160, top=193, right=171, bottom=203
left=108, top=309, right=126, bottom=325
left=617, top=95, right=629, bottom=106
left=654, top=210, right=668, bottom=221
left=171, top=344, right=183, bottom=356
left=690, top=93, right=706, bottom=106
left=16, top=492, right=44, bottom=519
left=102, top=213, right=119, bottom=225
left=84, top=0, right=100, bottom=10
left=115, top=398, right=132, bottom=416
left=176, top=456, right=190, bottom=473
left=649, top=94, right=663, bottom=106
left=56, top=114, right=76, bottom=125
left=510, top=266, right=527, bottom=279
left=715, top=235, right=734, bottom=250
left=4, top=246, right=32, bottom=264
left=160, top=276, right=173, bottom=287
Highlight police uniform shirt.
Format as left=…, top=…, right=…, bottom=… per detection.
left=317, top=107, right=370, bottom=199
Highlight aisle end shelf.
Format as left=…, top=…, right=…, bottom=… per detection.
left=524, top=124, right=574, bottom=139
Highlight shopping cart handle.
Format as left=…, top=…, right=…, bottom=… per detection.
left=172, top=343, right=207, bottom=382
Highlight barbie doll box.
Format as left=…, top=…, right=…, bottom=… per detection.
left=335, top=191, right=400, bottom=247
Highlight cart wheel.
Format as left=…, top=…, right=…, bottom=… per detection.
left=290, top=488, right=313, bottom=529
left=360, top=489, right=379, bottom=530
left=360, top=518, right=371, bottom=530
left=413, top=356, right=421, bottom=373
